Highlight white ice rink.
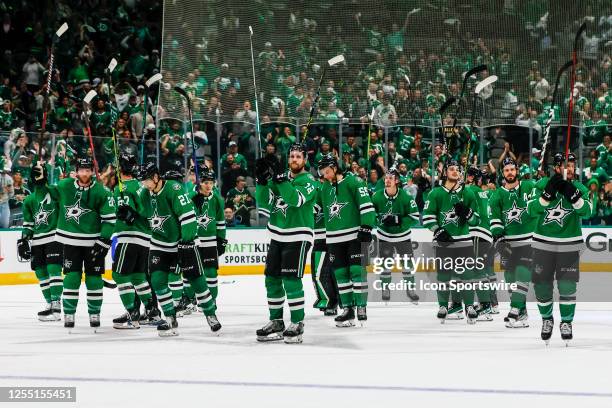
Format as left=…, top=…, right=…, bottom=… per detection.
left=1, top=275, right=612, bottom=408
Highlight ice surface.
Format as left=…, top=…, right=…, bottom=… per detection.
left=1, top=276, right=611, bottom=408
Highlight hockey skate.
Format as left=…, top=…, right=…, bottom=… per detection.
left=89, top=314, right=101, bottom=332
left=185, top=299, right=198, bottom=314
left=490, top=303, right=500, bottom=314
left=140, top=301, right=163, bottom=326
left=446, top=303, right=465, bottom=320
left=476, top=303, right=493, bottom=322
left=560, top=322, right=573, bottom=346
left=206, top=314, right=222, bottom=333
left=541, top=318, right=554, bottom=345
left=38, top=303, right=60, bottom=322
left=437, top=305, right=448, bottom=323
left=465, top=305, right=478, bottom=325
left=356, top=306, right=367, bottom=327
left=64, top=314, right=75, bottom=329
left=174, top=300, right=185, bottom=318
left=505, top=307, right=529, bottom=328
left=256, top=320, right=285, bottom=342
left=179, top=296, right=193, bottom=316
left=283, top=322, right=304, bottom=344
left=335, top=307, right=355, bottom=327
left=113, top=309, right=140, bottom=329
left=381, top=286, right=391, bottom=302
left=406, top=288, right=419, bottom=305
left=323, top=305, right=338, bottom=316
left=158, top=315, right=179, bottom=337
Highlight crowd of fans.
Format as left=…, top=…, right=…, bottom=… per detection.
left=0, top=0, right=611, bottom=228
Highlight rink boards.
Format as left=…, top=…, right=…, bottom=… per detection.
left=0, top=227, right=611, bottom=285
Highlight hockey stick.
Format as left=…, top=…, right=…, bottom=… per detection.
left=564, top=22, right=587, bottom=177
left=140, top=73, right=163, bottom=164
left=537, top=60, right=573, bottom=175
left=365, top=107, right=375, bottom=171
left=433, top=97, right=456, bottom=185
left=39, top=22, right=69, bottom=159
left=302, top=54, right=345, bottom=142
left=174, top=85, right=198, bottom=184
left=106, top=58, right=126, bottom=197
left=83, top=90, right=100, bottom=179
left=451, top=64, right=487, bottom=130
left=248, top=26, right=262, bottom=156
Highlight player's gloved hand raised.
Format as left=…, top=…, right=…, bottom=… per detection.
left=31, top=163, right=45, bottom=183
left=177, top=241, right=199, bottom=276
left=273, top=170, right=288, bottom=183
left=493, top=235, right=512, bottom=259
left=17, top=238, right=31, bottom=261
left=542, top=173, right=563, bottom=202
left=255, top=158, right=273, bottom=185
left=90, top=238, right=111, bottom=261
left=557, top=180, right=581, bottom=204
left=116, top=204, right=137, bottom=225
left=453, top=201, right=473, bottom=222
left=433, top=228, right=453, bottom=243
left=381, top=213, right=401, bottom=227
left=216, top=238, right=228, bottom=256
left=357, top=225, right=372, bottom=243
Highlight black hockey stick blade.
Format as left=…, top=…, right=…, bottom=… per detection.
left=174, top=85, right=189, bottom=100
left=462, top=65, right=488, bottom=87
left=574, top=22, right=587, bottom=51
left=439, top=97, right=456, bottom=115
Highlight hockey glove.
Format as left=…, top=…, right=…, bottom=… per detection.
left=433, top=228, right=453, bottom=243
left=381, top=213, right=401, bottom=227
left=493, top=235, right=512, bottom=260
left=357, top=225, right=373, bottom=243
left=17, top=238, right=31, bottom=261
left=90, top=238, right=111, bottom=262
left=31, top=163, right=45, bottom=183
left=177, top=241, right=200, bottom=278
left=216, top=237, right=228, bottom=256
left=542, top=173, right=563, bottom=202
left=557, top=180, right=581, bottom=204
left=255, top=158, right=273, bottom=185
left=116, top=204, right=137, bottom=225
left=453, top=202, right=474, bottom=222
left=273, top=170, right=288, bottom=183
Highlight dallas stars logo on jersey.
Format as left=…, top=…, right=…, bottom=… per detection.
left=64, top=198, right=91, bottom=224
left=328, top=198, right=348, bottom=221
left=271, top=197, right=289, bottom=217
left=197, top=210, right=213, bottom=229
left=505, top=201, right=525, bottom=224
left=442, top=208, right=460, bottom=227
left=35, top=206, right=54, bottom=226
left=543, top=201, right=571, bottom=227
left=149, top=208, right=170, bottom=232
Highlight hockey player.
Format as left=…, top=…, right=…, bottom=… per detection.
left=18, top=164, right=63, bottom=321
left=111, top=153, right=158, bottom=329
left=317, top=154, right=376, bottom=327
left=138, top=162, right=221, bottom=336
left=32, top=157, right=116, bottom=330
left=255, top=144, right=318, bottom=343
left=191, top=164, right=227, bottom=301
left=311, top=175, right=339, bottom=316
left=528, top=152, right=590, bottom=345
left=422, top=159, right=481, bottom=324
left=489, top=157, right=537, bottom=328
left=371, top=168, right=420, bottom=303
left=464, top=166, right=494, bottom=320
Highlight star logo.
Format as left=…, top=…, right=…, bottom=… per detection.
left=35, top=206, right=54, bottom=226
left=543, top=201, right=571, bottom=227
left=197, top=210, right=213, bottom=229
left=64, top=199, right=91, bottom=224
left=149, top=208, right=170, bottom=233
left=328, top=198, right=348, bottom=221
left=505, top=201, right=525, bottom=225
left=272, top=197, right=289, bottom=217
left=442, top=208, right=459, bottom=227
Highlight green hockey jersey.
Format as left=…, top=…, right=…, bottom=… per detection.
left=320, top=173, right=376, bottom=244
left=465, top=184, right=493, bottom=243
left=22, top=186, right=59, bottom=246
left=256, top=171, right=318, bottom=243
left=140, top=180, right=198, bottom=252
left=313, top=184, right=326, bottom=246
left=422, top=184, right=480, bottom=245
left=489, top=180, right=537, bottom=246
left=527, top=177, right=591, bottom=251
left=372, top=187, right=420, bottom=242
left=191, top=190, right=226, bottom=248
left=50, top=178, right=116, bottom=247
left=113, top=179, right=151, bottom=247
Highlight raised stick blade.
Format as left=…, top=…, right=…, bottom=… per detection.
left=107, top=58, right=118, bottom=73
left=56, top=22, right=69, bottom=38
left=464, top=65, right=488, bottom=81
left=146, top=73, right=163, bottom=88
left=408, top=8, right=421, bottom=16
left=404, top=75, right=411, bottom=87
left=475, top=75, right=498, bottom=94
left=174, top=85, right=188, bottom=98
left=249, top=25, right=253, bottom=36
left=328, top=55, right=345, bottom=66
left=439, top=97, right=456, bottom=114
left=83, top=90, right=97, bottom=104
left=574, top=22, right=587, bottom=49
